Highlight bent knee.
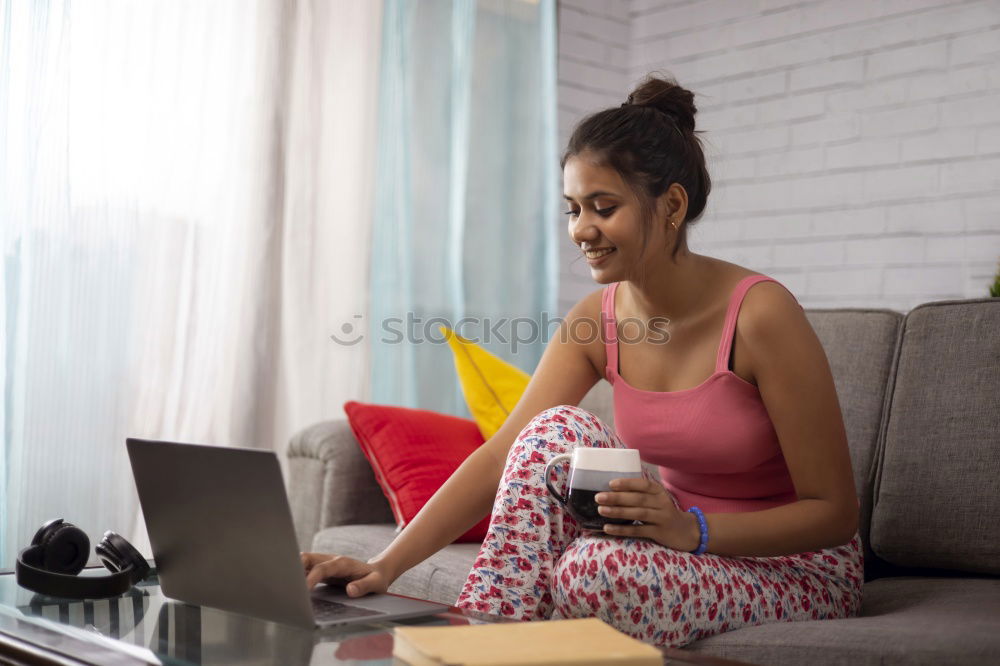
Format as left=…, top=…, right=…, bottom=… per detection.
left=528, top=405, right=598, bottom=426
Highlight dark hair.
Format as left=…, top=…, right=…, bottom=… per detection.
left=561, top=73, right=711, bottom=263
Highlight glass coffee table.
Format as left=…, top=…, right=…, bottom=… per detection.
left=0, top=566, right=753, bottom=665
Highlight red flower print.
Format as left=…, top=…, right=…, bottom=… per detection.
left=528, top=451, right=546, bottom=465
left=630, top=607, right=643, bottom=624
left=475, top=601, right=490, bottom=612
left=742, top=606, right=752, bottom=622
left=488, top=585, right=502, bottom=599
left=603, top=554, right=619, bottom=576
left=671, top=605, right=682, bottom=622
left=637, top=585, right=650, bottom=603
left=708, top=602, right=718, bottom=621
left=616, top=550, right=627, bottom=566
left=775, top=601, right=783, bottom=619
left=500, top=601, right=515, bottom=616
left=517, top=557, right=532, bottom=572
left=615, top=577, right=629, bottom=594
left=679, top=583, right=690, bottom=601
left=587, top=559, right=598, bottom=577
left=638, top=554, right=649, bottom=568
left=552, top=415, right=567, bottom=424
left=802, top=595, right=811, bottom=611
left=530, top=512, right=545, bottom=526
left=587, top=592, right=600, bottom=611
left=502, top=542, right=518, bottom=555
left=564, top=430, right=576, bottom=442
left=516, top=497, right=532, bottom=511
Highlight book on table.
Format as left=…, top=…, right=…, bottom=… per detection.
left=392, top=617, right=662, bottom=666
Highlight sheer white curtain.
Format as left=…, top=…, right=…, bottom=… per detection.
left=0, top=0, right=381, bottom=566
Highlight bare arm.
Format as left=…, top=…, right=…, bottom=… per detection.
left=698, top=282, right=859, bottom=556
left=305, top=292, right=606, bottom=592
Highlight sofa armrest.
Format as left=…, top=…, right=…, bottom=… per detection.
left=286, top=419, right=394, bottom=550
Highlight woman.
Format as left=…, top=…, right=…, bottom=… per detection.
left=302, top=73, right=863, bottom=648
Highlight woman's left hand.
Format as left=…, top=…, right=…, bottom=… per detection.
left=596, top=478, right=700, bottom=551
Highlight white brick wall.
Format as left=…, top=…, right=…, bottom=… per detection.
left=557, top=0, right=1000, bottom=313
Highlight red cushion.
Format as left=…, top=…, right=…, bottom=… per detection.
left=343, top=401, right=491, bottom=543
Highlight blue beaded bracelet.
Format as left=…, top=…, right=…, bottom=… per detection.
left=687, top=507, right=709, bottom=555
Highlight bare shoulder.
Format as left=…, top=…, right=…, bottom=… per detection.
left=737, top=276, right=818, bottom=377
left=740, top=277, right=804, bottom=332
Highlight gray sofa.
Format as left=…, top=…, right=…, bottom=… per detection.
left=287, top=298, right=1000, bottom=665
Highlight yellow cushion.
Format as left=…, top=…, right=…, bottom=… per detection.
left=441, top=327, right=530, bottom=439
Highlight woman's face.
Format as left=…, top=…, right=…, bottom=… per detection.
left=563, top=154, right=671, bottom=284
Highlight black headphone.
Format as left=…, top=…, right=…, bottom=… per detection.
left=16, top=519, right=151, bottom=599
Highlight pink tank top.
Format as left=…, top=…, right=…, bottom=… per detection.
left=602, top=275, right=799, bottom=514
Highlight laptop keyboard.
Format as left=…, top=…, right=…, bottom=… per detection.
left=311, top=597, right=382, bottom=623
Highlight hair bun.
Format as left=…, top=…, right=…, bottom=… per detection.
left=625, top=74, right=697, bottom=134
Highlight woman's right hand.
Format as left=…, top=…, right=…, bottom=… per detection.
left=301, top=552, right=392, bottom=597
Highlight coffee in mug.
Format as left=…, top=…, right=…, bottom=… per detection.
left=544, top=447, right=643, bottom=531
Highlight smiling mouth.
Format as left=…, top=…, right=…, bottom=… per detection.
left=584, top=247, right=616, bottom=259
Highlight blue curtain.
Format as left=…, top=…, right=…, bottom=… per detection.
left=370, top=0, right=559, bottom=416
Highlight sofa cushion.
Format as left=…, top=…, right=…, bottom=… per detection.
left=442, top=326, right=531, bottom=439
left=688, top=576, right=1000, bottom=665
left=343, top=401, right=491, bottom=542
left=870, top=299, right=1000, bottom=574
left=312, top=524, right=479, bottom=605
left=804, top=310, right=902, bottom=512
left=319, top=527, right=1000, bottom=665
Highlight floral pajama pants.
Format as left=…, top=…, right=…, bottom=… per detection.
left=455, top=405, right=864, bottom=648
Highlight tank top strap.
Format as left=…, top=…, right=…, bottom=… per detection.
left=714, top=275, right=777, bottom=373
left=601, top=282, right=620, bottom=383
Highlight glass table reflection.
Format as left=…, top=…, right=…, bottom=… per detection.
left=0, top=568, right=488, bottom=665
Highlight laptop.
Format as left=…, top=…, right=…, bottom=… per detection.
left=125, top=438, right=451, bottom=628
